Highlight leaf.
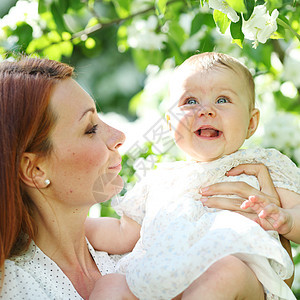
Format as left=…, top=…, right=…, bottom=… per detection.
left=266, top=0, right=283, bottom=11
left=168, top=20, right=186, bottom=46
left=0, top=0, right=18, bottom=18
left=155, top=0, right=168, bottom=16
left=277, top=16, right=300, bottom=41
left=54, top=0, right=69, bottom=14
left=51, top=2, right=66, bottom=33
left=112, top=0, right=131, bottom=18
left=14, top=23, right=33, bottom=50
left=230, top=16, right=244, bottom=48
left=243, top=0, right=255, bottom=21
left=213, top=10, right=231, bottom=34
left=191, top=13, right=215, bottom=36
left=226, top=0, right=246, bottom=13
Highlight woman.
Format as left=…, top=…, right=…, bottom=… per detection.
left=0, top=57, right=131, bottom=299
left=0, top=56, right=293, bottom=299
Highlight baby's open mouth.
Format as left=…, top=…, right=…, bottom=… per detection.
left=195, top=127, right=222, bottom=138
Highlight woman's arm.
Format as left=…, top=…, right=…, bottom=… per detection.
left=201, top=164, right=300, bottom=243
left=200, top=163, right=296, bottom=287
left=85, top=215, right=141, bottom=254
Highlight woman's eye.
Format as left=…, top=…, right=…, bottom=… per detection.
left=216, top=97, right=229, bottom=104
left=185, top=99, right=198, bottom=105
left=85, top=124, right=98, bottom=135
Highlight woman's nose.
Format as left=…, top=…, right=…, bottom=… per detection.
left=108, top=126, right=126, bottom=150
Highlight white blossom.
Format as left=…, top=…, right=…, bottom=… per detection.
left=179, top=13, right=194, bottom=34
left=180, top=27, right=206, bottom=52
left=242, top=5, right=279, bottom=49
left=208, top=0, right=239, bottom=22
left=261, top=112, right=300, bottom=164
left=0, top=0, right=42, bottom=38
left=127, top=16, right=167, bottom=50
left=282, top=48, right=300, bottom=87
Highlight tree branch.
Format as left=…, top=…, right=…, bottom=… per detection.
left=71, top=0, right=181, bottom=40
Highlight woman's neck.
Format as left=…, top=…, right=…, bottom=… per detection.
left=33, top=202, right=101, bottom=299
left=33, top=203, right=89, bottom=263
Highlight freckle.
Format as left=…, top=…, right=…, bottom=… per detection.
left=72, top=152, right=75, bottom=155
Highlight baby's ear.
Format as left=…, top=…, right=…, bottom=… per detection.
left=165, top=112, right=172, bottom=131
left=246, top=108, right=260, bottom=139
left=19, top=153, right=49, bottom=188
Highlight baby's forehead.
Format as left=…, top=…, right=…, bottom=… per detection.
left=169, top=63, right=254, bottom=108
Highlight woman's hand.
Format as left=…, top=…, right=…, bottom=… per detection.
left=200, top=163, right=281, bottom=230
left=200, top=163, right=294, bottom=287
left=89, top=274, right=138, bottom=300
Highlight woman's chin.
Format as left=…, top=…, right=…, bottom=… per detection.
left=92, top=175, right=124, bottom=203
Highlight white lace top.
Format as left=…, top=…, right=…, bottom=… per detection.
left=112, top=148, right=300, bottom=300
left=0, top=239, right=119, bottom=300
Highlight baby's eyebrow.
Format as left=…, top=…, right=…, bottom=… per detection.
left=218, top=88, right=238, bottom=96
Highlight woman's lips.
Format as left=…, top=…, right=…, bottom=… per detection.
left=109, top=159, right=122, bottom=171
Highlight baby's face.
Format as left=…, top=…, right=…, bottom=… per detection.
left=167, top=66, right=259, bottom=162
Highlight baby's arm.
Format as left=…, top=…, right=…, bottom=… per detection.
left=85, top=215, right=141, bottom=254
left=241, top=188, right=300, bottom=244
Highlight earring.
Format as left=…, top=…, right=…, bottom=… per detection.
left=44, top=179, right=51, bottom=187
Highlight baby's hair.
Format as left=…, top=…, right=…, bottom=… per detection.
left=173, top=52, right=255, bottom=111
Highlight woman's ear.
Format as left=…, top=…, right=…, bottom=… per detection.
left=246, top=108, right=260, bottom=139
left=165, top=112, right=172, bottom=131
left=19, top=153, right=49, bottom=188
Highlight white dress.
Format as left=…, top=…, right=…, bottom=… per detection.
left=0, top=239, right=120, bottom=299
left=112, top=148, right=299, bottom=300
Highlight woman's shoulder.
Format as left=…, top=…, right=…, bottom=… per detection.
left=0, top=259, right=49, bottom=299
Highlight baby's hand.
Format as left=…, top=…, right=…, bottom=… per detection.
left=241, top=195, right=294, bottom=235
left=89, top=274, right=138, bottom=300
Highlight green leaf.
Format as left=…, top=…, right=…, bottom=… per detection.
left=51, top=2, right=66, bottom=33
left=14, top=23, right=33, bottom=50
left=191, top=13, right=215, bottom=36
left=243, top=0, right=255, bottom=21
left=213, top=10, right=231, bottom=34
left=112, top=0, right=131, bottom=18
left=155, top=0, right=168, bottom=16
left=226, top=0, right=246, bottom=13
left=230, top=16, right=244, bottom=48
left=0, top=0, right=18, bottom=18
left=266, top=0, right=283, bottom=11
left=129, top=90, right=143, bottom=115
left=277, top=16, right=300, bottom=41
left=38, top=0, right=48, bottom=14
left=168, top=20, right=186, bottom=46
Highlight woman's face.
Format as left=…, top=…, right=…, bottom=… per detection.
left=46, top=78, right=125, bottom=208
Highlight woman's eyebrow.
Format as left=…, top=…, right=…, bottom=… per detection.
left=79, top=107, right=96, bottom=121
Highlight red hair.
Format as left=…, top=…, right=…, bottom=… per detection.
left=0, top=56, right=73, bottom=281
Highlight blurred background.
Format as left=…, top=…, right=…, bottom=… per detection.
left=1, top=0, right=299, bottom=295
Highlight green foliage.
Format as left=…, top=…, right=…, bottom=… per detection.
left=230, top=16, right=244, bottom=48
left=226, top=0, right=246, bottom=13
left=213, top=9, right=230, bottom=34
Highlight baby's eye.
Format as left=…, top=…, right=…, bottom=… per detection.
left=185, top=98, right=198, bottom=105
left=216, top=97, right=229, bottom=104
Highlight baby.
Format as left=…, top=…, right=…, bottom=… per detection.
left=87, top=52, right=300, bottom=300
